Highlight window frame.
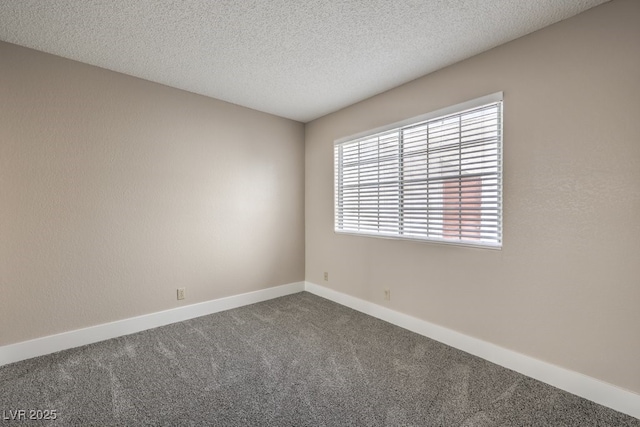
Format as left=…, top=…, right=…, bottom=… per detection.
left=333, top=92, right=503, bottom=250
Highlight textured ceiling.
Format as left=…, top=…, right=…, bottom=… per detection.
left=0, top=0, right=609, bottom=122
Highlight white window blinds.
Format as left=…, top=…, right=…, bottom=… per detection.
left=334, top=94, right=503, bottom=248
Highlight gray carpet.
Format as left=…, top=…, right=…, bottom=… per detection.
left=1, top=292, right=638, bottom=426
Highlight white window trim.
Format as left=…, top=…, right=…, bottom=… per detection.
left=334, top=92, right=503, bottom=250
left=335, top=92, right=503, bottom=145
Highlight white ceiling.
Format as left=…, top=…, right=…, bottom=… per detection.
left=0, top=0, right=608, bottom=122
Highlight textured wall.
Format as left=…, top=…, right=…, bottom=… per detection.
left=0, top=41, right=305, bottom=346
left=305, top=0, right=640, bottom=393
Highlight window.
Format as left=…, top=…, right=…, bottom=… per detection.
left=334, top=93, right=502, bottom=248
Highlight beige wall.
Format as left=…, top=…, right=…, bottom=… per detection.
left=0, top=41, right=305, bottom=346
left=305, top=0, right=640, bottom=393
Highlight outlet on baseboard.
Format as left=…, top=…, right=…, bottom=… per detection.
left=324, top=272, right=329, bottom=281
left=177, top=288, right=186, bottom=300
left=384, top=289, right=391, bottom=301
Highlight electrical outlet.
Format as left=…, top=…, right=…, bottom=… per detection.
left=177, top=287, right=186, bottom=300
left=324, top=272, right=329, bottom=281
left=384, top=289, right=391, bottom=301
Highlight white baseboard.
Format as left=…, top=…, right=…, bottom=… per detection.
left=0, top=281, right=305, bottom=367
left=2, top=279, right=638, bottom=420
left=304, top=281, right=640, bottom=420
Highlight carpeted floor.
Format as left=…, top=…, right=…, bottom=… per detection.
left=1, top=292, right=638, bottom=426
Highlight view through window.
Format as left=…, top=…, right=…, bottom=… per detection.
left=334, top=94, right=503, bottom=248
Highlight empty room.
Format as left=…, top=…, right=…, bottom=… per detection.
left=1, top=0, right=639, bottom=425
